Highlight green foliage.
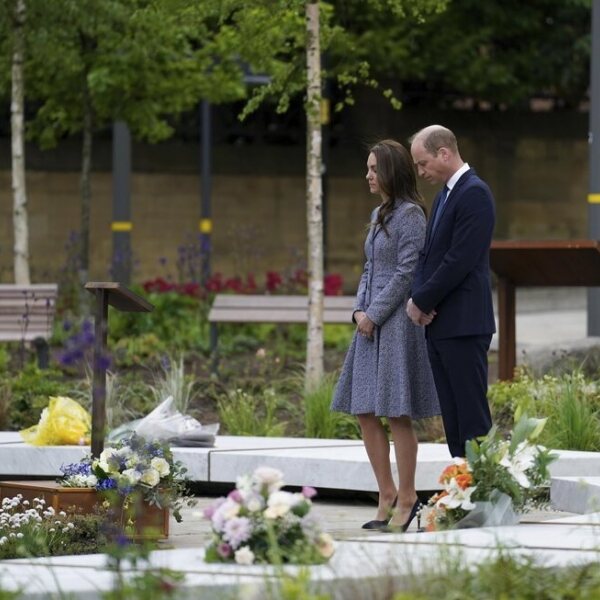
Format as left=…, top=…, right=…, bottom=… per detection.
left=303, top=373, right=360, bottom=439
left=338, top=0, right=591, bottom=107
left=217, top=388, right=288, bottom=436
left=396, top=549, right=600, bottom=600
left=109, top=291, right=209, bottom=361
left=103, top=535, right=184, bottom=600
left=51, top=512, right=109, bottom=556
left=542, top=382, right=600, bottom=451
left=465, top=415, right=556, bottom=512
left=0, top=346, right=9, bottom=372
left=276, top=569, right=331, bottom=600
left=103, top=567, right=185, bottom=600
left=20, top=0, right=246, bottom=148
left=4, top=365, right=75, bottom=430
left=323, top=324, right=354, bottom=351
left=488, top=369, right=600, bottom=451
left=148, top=354, right=196, bottom=415
left=112, top=333, right=165, bottom=368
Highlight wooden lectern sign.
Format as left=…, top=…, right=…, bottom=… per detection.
left=85, top=282, right=154, bottom=457
left=490, top=240, right=600, bottom=380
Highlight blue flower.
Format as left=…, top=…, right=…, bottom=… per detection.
left=97, top=478, right=117, bottom=491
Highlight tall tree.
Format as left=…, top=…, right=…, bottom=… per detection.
left=209, top=0, right=447, bottom=387
left=0, top=0, right=31, bottom=284
left=10, top=0, right=29, bottom=284
left=24, top=0, right=247, bottom=295
left=305, top=0, right=324, bottom=390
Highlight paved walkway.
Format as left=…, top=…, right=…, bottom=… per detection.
left=163, top=496, right=576, bottom=550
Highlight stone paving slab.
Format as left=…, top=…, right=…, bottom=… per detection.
left=2, top=432, right=598, bottom=494
left=551, top=476, right=600, bottom=514
left=1, top=513, right=599, bottom=599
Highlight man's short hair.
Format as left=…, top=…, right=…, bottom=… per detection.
left=410, top=126, right=458, bottom=155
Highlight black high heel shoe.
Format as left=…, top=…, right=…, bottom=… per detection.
left=361, top=496, right=398, bottom=530
left=380, top=498, right=422, bottom=533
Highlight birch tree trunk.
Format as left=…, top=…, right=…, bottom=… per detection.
left=305, top=0, right=324, bottom=391
left=11, top=0, right=30, bottom=285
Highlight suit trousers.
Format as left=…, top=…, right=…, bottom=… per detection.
left=426, top=334, right=493, bottom=457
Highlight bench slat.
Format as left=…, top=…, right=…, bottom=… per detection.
left=0, top=284, right=58, bottom=342
left=209, top=308, right=352, bottom=324
left=208, top=294, right=355, bottom=324
left=210, top=294, right=355, bottom=310
left=0, top=331, right=51, bottom=341
left=0, top=306, right=56, bottom=314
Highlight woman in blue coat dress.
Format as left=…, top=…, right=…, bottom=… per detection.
left=331, top=140, right=439, bottom=531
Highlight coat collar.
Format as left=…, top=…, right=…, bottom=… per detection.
left=423, top=169, right=475, bottom=254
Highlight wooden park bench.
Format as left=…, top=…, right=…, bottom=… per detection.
left=0, top=283, right=59, bottom=368
left=208, top=294, right=356, bottom=365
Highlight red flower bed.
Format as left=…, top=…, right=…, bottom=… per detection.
left=143, top=271, right=344, bottom=298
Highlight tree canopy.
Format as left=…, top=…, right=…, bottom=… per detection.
left=333, top=0, right=591, bottom=108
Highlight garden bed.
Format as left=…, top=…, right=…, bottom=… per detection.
left=0, top=480, right=169, bottom=539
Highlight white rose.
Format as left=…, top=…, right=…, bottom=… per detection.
left=236, top=474, right=253, bottom=494
left=72, top=474, right=97, bottom=488
left=150, top=457, right=170, bottom=477
left=140, top=468, right=160, bottom=488
left=252, top=467, right=284, bottom=493
left=316, top=533, right=335, bottom=559
left=122, top=468, right=142, bottom=485
left=234, top=546, right=255, bottom=565
left=264, top=491, right=293, bottom=519
left=97, top=448, right=117, bottom=473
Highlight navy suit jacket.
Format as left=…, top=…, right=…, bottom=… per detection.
left=412, top=168, right=496, bottom=340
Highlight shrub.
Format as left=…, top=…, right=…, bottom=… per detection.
left=487, top=369, right=600, bottom=451
left=303, top=373, right=360, bottom=439
left=5, top=365, right=75, bottom=430
left=217, top=388, right=287, bottom=436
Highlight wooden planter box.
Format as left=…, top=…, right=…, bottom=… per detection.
left=0, top=480, right=169, bottom=540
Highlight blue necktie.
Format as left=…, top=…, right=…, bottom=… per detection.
left=430, top=185, right=449, bottom=235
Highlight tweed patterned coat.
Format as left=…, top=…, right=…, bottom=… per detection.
left=331, top=201, right=440, bottom=418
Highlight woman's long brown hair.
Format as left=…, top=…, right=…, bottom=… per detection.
left=369, top=139, right=427, bottom=235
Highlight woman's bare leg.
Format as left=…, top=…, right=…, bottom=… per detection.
left=387, top=416, right=419, bottom=527
left=357, top=413, right=397, bottom=520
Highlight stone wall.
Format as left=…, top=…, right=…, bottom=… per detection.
left=0, top=105, right=590, bottom=290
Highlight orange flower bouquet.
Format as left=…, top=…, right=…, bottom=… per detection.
left=421, top=414, right=557, bottom=531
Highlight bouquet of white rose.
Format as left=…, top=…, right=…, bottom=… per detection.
left=60, top=433, right=191, bottom=522
left=203, top=466, right=334, bottom=565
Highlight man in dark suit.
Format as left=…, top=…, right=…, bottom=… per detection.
left=406, top=125, right=496, bottom=457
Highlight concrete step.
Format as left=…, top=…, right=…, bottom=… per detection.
left=551, top=476, right=600, bottom=514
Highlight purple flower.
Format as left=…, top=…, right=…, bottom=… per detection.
left=203, top=497, right=226, bottom=522
left=302, top=486, right=317, bottom=499
left=228, top=489, right=243, bottom=503
left=203, top=505, right=216, bottom=520
left=217, top=542, right=232, bottom=558
left=223, top=517, right=252, bottom=549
